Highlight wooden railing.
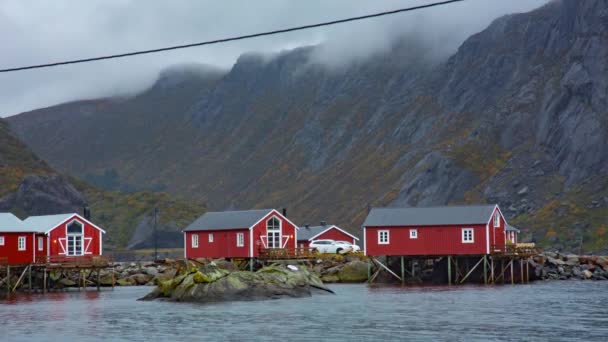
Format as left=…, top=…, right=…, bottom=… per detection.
left=34, top=255, right=112, bottom=267
left=493, top=243, right=541, bottom=256
left=258, top=247, right=318, bottom=260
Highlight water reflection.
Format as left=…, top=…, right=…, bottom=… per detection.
left=0, top=283, right=607, bottom=341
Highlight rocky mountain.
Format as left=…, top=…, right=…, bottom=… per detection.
left=0, top=118, right=205, bottom=249
left=8, top=0, right=608, bottom=252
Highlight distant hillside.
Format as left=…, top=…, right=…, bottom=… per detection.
left=8, top=1, right=608, bottom=253
left=0, top=118, right=205, bottom=249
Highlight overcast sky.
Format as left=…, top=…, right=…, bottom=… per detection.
left=0, top=0, right=549, bottom=117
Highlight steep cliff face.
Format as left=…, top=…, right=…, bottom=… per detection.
left=8, top=0, right=608, bottom=251
left=0, top=118, right=205, bottom=248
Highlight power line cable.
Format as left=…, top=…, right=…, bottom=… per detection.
left=0, top=0, right=464, bottom=73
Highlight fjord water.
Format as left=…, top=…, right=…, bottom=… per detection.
left=1, top=282, right=607, bottom=341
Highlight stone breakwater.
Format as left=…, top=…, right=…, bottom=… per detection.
left=532, top=253, right=608, bottom=281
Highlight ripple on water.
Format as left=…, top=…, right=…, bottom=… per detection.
left=1, top=282, right=607, bottom=341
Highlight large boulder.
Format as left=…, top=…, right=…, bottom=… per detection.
left=140, top=265, right=333, bottom=303
left=336, top=260, right=368, bottom=283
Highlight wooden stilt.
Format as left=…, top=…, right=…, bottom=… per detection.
left=459, top=256, right=485, bottom=284
left=510, top=259, right=514, bottom=285
left=249, top=258, right=254, bottom=272
left=367, top=259, right=372, bottom=283
left=520, top=259, right=524, bottom=284
left=6, top=266, right=10, bottom=294
left=411, top=259, right=415, bottom=278
left=372, top=257, right=402, bottom=282
left=490, top=257, right=495, bottom=284
left=526, top=259, right=530, bottom=283
left=447, top=256, right=452, bottom=285
left=400, top=256, right=405, bottom=285
left=43, top=268, right=47, bottom=293
left=454, top=257, right=460, bottom=283
left=28, top=265, right=33, bottom=291
left=111, top=267, right=115, bottom=290
left=501, top=259, right=505, bottom=284
left=483, top=255, right=488, bottom=285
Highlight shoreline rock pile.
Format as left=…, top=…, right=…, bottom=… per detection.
left=532, top=253, right=608, bottom=281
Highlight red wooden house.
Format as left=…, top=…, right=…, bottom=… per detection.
left=363, top=204, right=510, bottom=257
left=297, top=222, right=359, bottom=248
left=183, top=209, right=298, bottom=259
left=0, top=213, right=105, bottom=265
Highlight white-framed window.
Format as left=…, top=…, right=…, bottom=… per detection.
left=0, top=236, right=4, bottom=246
left=494, top=212, right=500, bottom=227
left=66, top=220, right=84, bottom=256
left=192, top=234, right=199, bottom=248
left=409, top=229, right=418, bottom=239
left=18, top=236, right=26, bottom=251
left=462, top=228, right=474, bottom=243
left=236, top=233, right=244, bottom=247
left=378, top=230, right=389, bottom=244
left=38, top=236, right=44, bottom=251
left=208, top=233, right=214, bottom=243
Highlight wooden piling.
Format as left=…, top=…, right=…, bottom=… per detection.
left=500, top=259, right=505, bottom=284
left=28, top=265, right=32, bottom=291
left=520, top=259, right=524, bottom=284
left=367, top=259, right=371, bottom=283
left=43, top=268, right=47, bottom=293
left=6, top=266, right=10, bottom=294
left=447, top=256, right=452, bottom=285
left=411, top=259, right=415, bottom=278
left=510, top=259, right=514, bottom=285
left=483, top=255, right=487, bottom=285
left=490, top=257, right=495, bottom=284
left=400, top=256, right=405, bottom=285
left=97, top=269, right=101, bottom=291
left=526, top=259, right=530, bottom=283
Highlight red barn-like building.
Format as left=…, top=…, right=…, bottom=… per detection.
left=297, top=223, right=359, bottom=248
left=0, top=213, right=105, bottom=265
left=363, top=205, right=510, bottom=257
left=184, top=209, right=298, bottom=259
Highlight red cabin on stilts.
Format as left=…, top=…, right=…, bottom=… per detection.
left=0, top=213, right=106, bottom=265
left=363, top=204, right=510, bottom=257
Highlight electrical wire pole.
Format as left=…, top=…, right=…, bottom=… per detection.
left=154, top=208, right=159, bottom=261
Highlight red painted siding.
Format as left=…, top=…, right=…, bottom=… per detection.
left=185, top=229, right=250, bottom=259
left=490, top=207, right=506, bottom=253
left=297, top=227, right=357, bottom=247
left=0, top=232, right=35, bottom=265
left=251, top=211, right=297, bottom=257
left=184, top=210, right=298, bottom=259
left=47, top=215, right=103, bottom=257
left=365, top=224, right=488, bottom=256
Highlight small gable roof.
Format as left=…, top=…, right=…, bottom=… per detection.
left=22, top=213, right=106, bottom=234
left=363, top=205, right=499, bottom=227
left=505, top=224, right=520, bottom=232
left=297, top=225, right=359, bottom=241
left=184, top=209, right=275, bottom=232
left=0, top=213, right=33, bottom=233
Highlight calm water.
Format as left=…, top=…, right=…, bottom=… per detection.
left=1, top=282, right=607, bottom=341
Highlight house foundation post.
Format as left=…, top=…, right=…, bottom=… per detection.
left=447, top=256, right=452, bottom=286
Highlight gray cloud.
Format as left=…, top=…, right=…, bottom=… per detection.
left=0, top=0, right=549, bottom=117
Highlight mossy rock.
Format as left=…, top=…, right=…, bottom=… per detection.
left=337, top=260, right=368, bottom=283
left=117, top=277, right=136, bottom=286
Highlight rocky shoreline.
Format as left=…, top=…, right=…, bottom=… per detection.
left=531, top=253, right=608, bottom=281
left=4, top=253, right=607, bottom=292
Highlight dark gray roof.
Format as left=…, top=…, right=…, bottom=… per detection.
left=505, top=224, right=520, bottom=232
left=183, top=209, right=273, bottom=231
left=363, top=205, right=498, bottom=227
left=297, top=225, right=331, bottom=241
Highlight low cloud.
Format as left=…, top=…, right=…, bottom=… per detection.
left=0, top=0, right=549, bottom=117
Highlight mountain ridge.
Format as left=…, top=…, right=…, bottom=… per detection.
left=8, top=0, right=608, bottom=252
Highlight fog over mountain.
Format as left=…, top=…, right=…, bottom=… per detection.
left=0, top=0, right=548, bottom=117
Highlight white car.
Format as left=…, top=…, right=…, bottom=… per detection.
left=335, top=241, right=361, bottom=253
left=309, top=239, right=353, bottom=254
